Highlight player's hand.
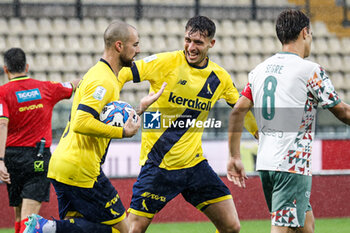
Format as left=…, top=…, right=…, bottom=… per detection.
left=138, top=82, right=167, bottom=115
left=123, top=111, right=141, bottom=138
left=0, top=161, right=11, bottom=184
left=227, top=156, right=247, bottom=188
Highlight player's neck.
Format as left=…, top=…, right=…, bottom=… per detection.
left=281, top=43, right=305, bottom=58
left=102, top=53, right=122, bottom=77
left=8, top=72, right=27, bottom=80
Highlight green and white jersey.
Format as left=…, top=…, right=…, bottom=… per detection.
left=244, top=52, right=340, bottom=176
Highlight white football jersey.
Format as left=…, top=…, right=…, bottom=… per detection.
left=245, top=52, right=340, bottom=176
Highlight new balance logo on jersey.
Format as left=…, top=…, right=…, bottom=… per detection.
left=168, top=92, right=212, bottom=111
left=0, top=104, right=3, bottom=115
left=177, top=80, right=187, bottom=85
left=15, top=88, right=42, bottom=103
left=143, top=111, right=161, bottom=129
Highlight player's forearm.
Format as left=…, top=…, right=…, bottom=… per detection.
left=228, top=109, right=245, bottom=159
left=135, top=82, right=168, bottom=115
left=72, top=111, right=123, bottom=139
left=329, top=101, right=350, bottom=125
left=135, top=105, right=145, bottom=116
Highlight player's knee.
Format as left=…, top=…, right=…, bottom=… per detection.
left=302, top=222, right=315, bottom=233
left=218, top=222, right=240, bottom=233
left=129, top=224, right=147, bottom=233
left=231, top=222, right=241, bottom=233
left=308, top=221, right=315, bottom=233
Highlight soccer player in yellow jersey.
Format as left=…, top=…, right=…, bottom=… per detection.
left=24, top=21, right=166, bottom=233
left=117, top=16, right=258, bottom=233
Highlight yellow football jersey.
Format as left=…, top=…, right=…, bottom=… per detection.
left=118, top=51, right=257, bottom=170
left=48, top=59, right=123, bottom=188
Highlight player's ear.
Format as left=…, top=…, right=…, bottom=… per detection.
left=3, top=65, right=9, bottom=74
left=115, top=41, right=123, bottom=53
left=209, top=38, right=215, bottom=48
left=25, top=64, right=29, bottom=73
left=302, top=27, right=308, bottom=40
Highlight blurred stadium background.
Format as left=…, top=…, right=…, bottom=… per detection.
left=0, top=0, right=350, bottom=230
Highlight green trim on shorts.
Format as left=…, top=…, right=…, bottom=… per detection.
left=259, top=171, right=312, bottom=227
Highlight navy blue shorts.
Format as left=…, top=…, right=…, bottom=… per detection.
left=51, top=171, right=126, bottom=225
left=128, top=160, right=232, bottom=218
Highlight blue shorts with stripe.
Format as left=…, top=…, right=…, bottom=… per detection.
left=51, top=171, right=126, bottom=225
left=128, top=160, right=232, bottom=218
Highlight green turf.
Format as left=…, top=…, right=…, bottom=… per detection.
left=0, top=218, right=349, bottom=233
left=146, top=218, right=350, bottom=233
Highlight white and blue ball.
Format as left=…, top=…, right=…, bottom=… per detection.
left=100, top=101, right=137, bottom=127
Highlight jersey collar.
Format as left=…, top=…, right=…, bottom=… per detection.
left=183, top=51, right=209, bottom=69
left=278, top=51, right=299, bottom=57
left=10, top=75, right=29, bottom=82
left=99, top=58, right=115, bottom=74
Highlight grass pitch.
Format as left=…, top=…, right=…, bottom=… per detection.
left=148, top=218, right=350, bottom=233
left=0, top=218, right=349, bottom=233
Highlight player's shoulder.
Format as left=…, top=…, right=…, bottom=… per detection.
left=0, top=83, right=7, bottom=95
left=85, top=62, right=115, bottom=82
left=89, top=60, right=112, bottom=74
left=288, top=56, right=323, bottom=78
left=79, top=70, right=116, bottom=95
left=33, top=78, right=68, bottom=88
left=301, top=58, right=322, bottom=72
left=277, top=52, right=319, bottom=70
left=0, top=81, right=10, bottom=91
left=207, top=59, right=231, bottom=78
left=141, top=50, right=182, bottom=64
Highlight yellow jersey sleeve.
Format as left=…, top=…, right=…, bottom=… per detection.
left=71, top=75, right=123, bottom=139
left=72, top=111, right=123, bottom=138
left=117, top=66, right=133, bottom=90
left=118, top=53, right=176, bottom=88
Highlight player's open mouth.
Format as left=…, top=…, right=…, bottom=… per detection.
left=187, top=52, right=198, bottom=60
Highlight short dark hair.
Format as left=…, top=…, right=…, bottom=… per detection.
left=185, top=15, right=216, bottom=39
left=276, top=9, right=310, bottom=45
left=4, top=48, right=27, bottom=73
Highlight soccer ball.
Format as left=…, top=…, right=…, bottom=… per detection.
left=100, top=101, right=137, bottom=127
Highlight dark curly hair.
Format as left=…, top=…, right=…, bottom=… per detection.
left=185, top=15, right=216, bottom=39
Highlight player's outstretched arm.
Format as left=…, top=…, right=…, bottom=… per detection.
left=329, top=101, right=350, bottom=125
left=137, top=82, right=167, bottom=115
left=0, top=118, right=10, bottom=184
left=122, top=111, right=141, bottom=138
left=228, top=96, right=253, bottom=188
